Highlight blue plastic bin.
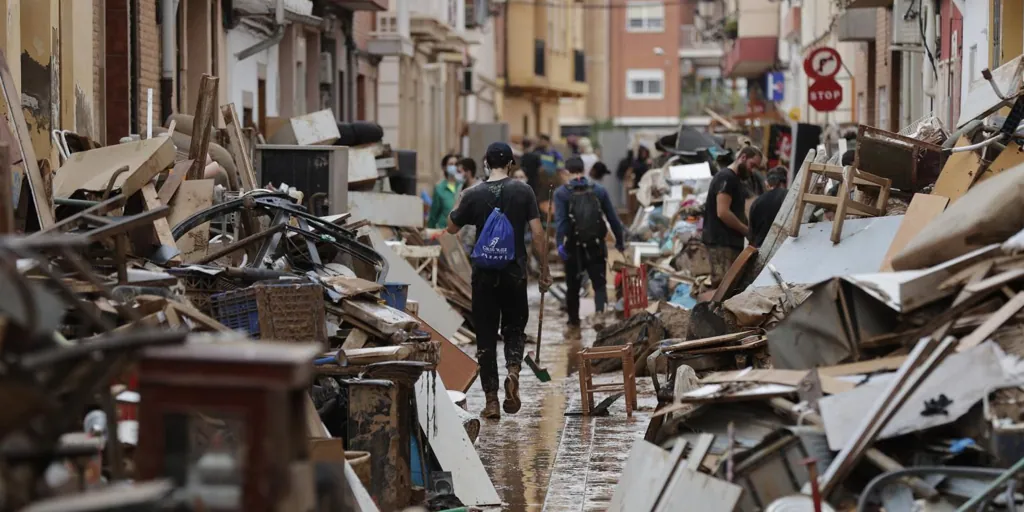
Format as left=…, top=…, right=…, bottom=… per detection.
left=381, top=282, right=410, bottom=311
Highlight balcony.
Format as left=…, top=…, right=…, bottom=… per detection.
left=368, top=12, right=414, bottom=57
left=722, top=37, right=778, bottom=78
left=678, top=25, right=724, bottom=61
left=329, top=0, right=388, bottom=10
left=573, top=49, right=585, bottom=83
left=782, top=6, right=800, bottom=42
left=837, top=8, right=877, bottom=42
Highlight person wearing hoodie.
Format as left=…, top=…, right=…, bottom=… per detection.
left=427, top=153, right=464, bottom=229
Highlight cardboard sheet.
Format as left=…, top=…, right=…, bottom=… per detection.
left=879, top=193, right=949, bottom=271
left=933, top=136, right=984, bottom=203
left=54, top=137, right=175, bottom=198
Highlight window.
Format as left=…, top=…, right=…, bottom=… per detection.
left=626, top=2, right=665, bottom=32
left=877, top=86, right=889, bottom=131
left=626, top=69, right=665, bottom=100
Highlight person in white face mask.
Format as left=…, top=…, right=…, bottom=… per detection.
left=427, top=153, right=464, bottom=229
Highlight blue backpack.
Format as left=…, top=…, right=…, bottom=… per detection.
left=470, top=184, right=516, bottom=269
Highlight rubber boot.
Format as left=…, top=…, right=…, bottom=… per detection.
left=504, top=365, right=522, bottom=414
left=481, top=392, right=501, bottom=420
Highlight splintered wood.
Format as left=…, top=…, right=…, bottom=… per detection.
left=187, top=75, right=220, bottom=180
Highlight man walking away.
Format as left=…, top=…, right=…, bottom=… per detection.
left=555, top=156, right=625, bottom=333
left=447, top=143, right=552, bottom=420
left=535, top=134, right=565, bottom=176
left=702, top=146, right=763, bottom=287
left=748, top=166, right=788, bottom=248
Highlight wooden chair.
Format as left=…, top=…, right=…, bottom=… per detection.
left=578, top=344, right=638, bottom=417
left=790, top=162, right=892, bottom=244
left=620, top=265, right=648, bottom=317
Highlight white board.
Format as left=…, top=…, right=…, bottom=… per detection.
left=348, top=192, right=425, bottom=228
left=819, top=342, right=1009, bottom=450
left=415, top=372, right=501, bottom=506
left=369, top=229, right=463, bottom=340
left=344, top=460, right=381, bottom=512
left=609, top=440, right=685, bottom=512
left=751, top=215, right=905, bottom=287
left=654, top=468, right=743, bottom=512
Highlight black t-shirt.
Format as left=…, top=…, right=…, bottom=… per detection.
left=748, top=187, right=787, bottom=247
left=702, top=168, right=749, bottom=250
left=450, top=178, right=540, bottom=267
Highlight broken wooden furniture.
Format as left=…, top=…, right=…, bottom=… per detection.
left=790, top=162, right=892, bottom=244
left=136, top=340, right=321, bottom=512
left=210, top=280, right=327, bottom=344
left=578, top=344, right=638, bottom=417
left=621, top=265, right=649, bottom=318
left=853, top=124, right=946, bottom=192
left=386, top=241, right=441, bottom=287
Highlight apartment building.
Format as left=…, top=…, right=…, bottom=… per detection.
left=499, top=0, right=588, bottom=141
left=559, top=0, right=610, bottom=136
left=370, top=0, right=472, bottom=190
left=607, top=0, right=682, bottom=132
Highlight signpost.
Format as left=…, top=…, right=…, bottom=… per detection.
left=804, top=47, right=844, bottom=113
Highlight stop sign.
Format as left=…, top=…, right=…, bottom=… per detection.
left=808, top=78, right=842, bottom=112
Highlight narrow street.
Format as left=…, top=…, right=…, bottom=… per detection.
left=466, top=286, right=657, bottom=511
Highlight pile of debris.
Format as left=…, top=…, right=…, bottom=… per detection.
left=600, top=59, right=1024, bottom=511
left=0, top=70, right=499, bottom=512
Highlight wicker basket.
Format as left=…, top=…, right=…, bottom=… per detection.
left=211, top=281, right=327, bottom=343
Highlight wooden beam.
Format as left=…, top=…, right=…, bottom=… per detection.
left=139, top=183, right=181, bottom=266
left=0, top=50, right=55, bottom=229
left=20, top=0, right=59, bottom=165
left=187, top=74, right=219, bottom=180
left=220, top=103, right=258, bottom=190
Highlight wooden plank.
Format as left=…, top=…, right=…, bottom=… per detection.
left=322, top=276, right=384, bottom=298
left=933, top=135, right=984, bottom=203
left=701, top=368, right=856, bottom=395
left=411, top=312, right=479, bottom=393
left=711, top=246, right=757, bottom=302
left=139, top=183, right=181, bottom=265
left=414, top=372, right=500, bottom=506
left=818, top=355, right=907, bottom=376
left=158, top=159, right=194, bottom=205
left=609, top=440, right=687, bottom=512
left=341, top=328, right=369, bottom=350
left=187, top=75, right=219, bottom=180
left=0, top=50, right=54, bottom=228
left=220, top=103, right=258, bottom=190
left=167, top=179, right=214, bottom=263
left=0, top=143, right=11, bottom=233
left=879, top=193, right=950, bottom=271
left=654, top=468, right=743, bottom=512
left=53, top=137, right=175, bottom=198
left=686, top=434, right=715, bottom=471
left=957, top=292, right=1024, bottom=350
left=978, top=142, right=1024, bottom=184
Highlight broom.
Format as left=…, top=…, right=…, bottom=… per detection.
left=524, top=186, right=555, bottom=382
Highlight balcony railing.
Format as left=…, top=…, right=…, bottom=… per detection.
left=534, top=39, right=546, bottom=77
left=680, top=89, right=746, bottom=117
left=679, top=25, right=720, bottom=51
left=573, top=49, right=585, bottom=83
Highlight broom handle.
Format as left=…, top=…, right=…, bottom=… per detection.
left=536, top=186, right=556, bottom=363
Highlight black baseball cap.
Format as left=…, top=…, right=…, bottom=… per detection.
left=484, top=142, right=515, bottom=169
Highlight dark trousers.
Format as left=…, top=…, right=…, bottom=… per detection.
left=566, top=251, right=607, bottom=325
left=472, top=263, right=529, bottom=394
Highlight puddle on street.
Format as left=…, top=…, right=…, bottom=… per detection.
left=465, top=285, right=656, bottom=511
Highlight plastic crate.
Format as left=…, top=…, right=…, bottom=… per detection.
left=182, top=273, right=241, bottom=315
left=211, top=281, right=327, bottom=343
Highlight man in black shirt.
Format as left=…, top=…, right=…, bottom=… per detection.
left=702, top=145, right=763, bottom=287
left=448, top=142, right=552, bottom=420
left=748, top=166, right=788, bottom=248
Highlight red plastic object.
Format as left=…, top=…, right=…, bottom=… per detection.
left=621, top=264, right=648, bottom=317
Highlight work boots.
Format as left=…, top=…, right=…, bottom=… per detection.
left=504, top=365, right=522, bottom=414
left=481, top=392, right=501, bottom=419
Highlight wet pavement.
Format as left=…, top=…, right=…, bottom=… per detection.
left=464, top=285, right=657, bottom=511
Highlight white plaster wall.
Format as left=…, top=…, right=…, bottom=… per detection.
left=467, top=16, right=498, bottom=123
left=226, top=28, right=281, bottom=120
left=959, top=0, right=990, bottom=116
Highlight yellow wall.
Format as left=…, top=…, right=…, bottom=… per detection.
left=505, top=0, right=587, bottom=97
left=991, top=0, right=1024, bottom=66
left=504, top=95, right=561, bottom=139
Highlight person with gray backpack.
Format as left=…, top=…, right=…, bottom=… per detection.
left=554, top=156, right=625, bottom=334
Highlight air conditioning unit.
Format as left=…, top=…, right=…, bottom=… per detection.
left=892, top=0, right=923, bottom=47
left=320, top=53, right=334, bottom=85
left=463, top=69, right=473, bottom=95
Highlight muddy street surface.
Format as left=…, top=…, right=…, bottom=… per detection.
left=464, top=285, right=657, bottom=511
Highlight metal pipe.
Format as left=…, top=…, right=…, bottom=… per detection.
left=236, top=0, right=286, bottom=61
left=858, top=466, right=1006, bottom=512
left=161, top=0, right=178, bottom=123
left=955, top=456, right=1024, bottom=512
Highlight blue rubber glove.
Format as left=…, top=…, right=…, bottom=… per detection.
left=558, top=244, right=569, bottom=261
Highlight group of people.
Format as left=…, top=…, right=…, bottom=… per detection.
left=431, top=136, right=623, bottom=420
left=702, top=145, right=790, bottom=287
